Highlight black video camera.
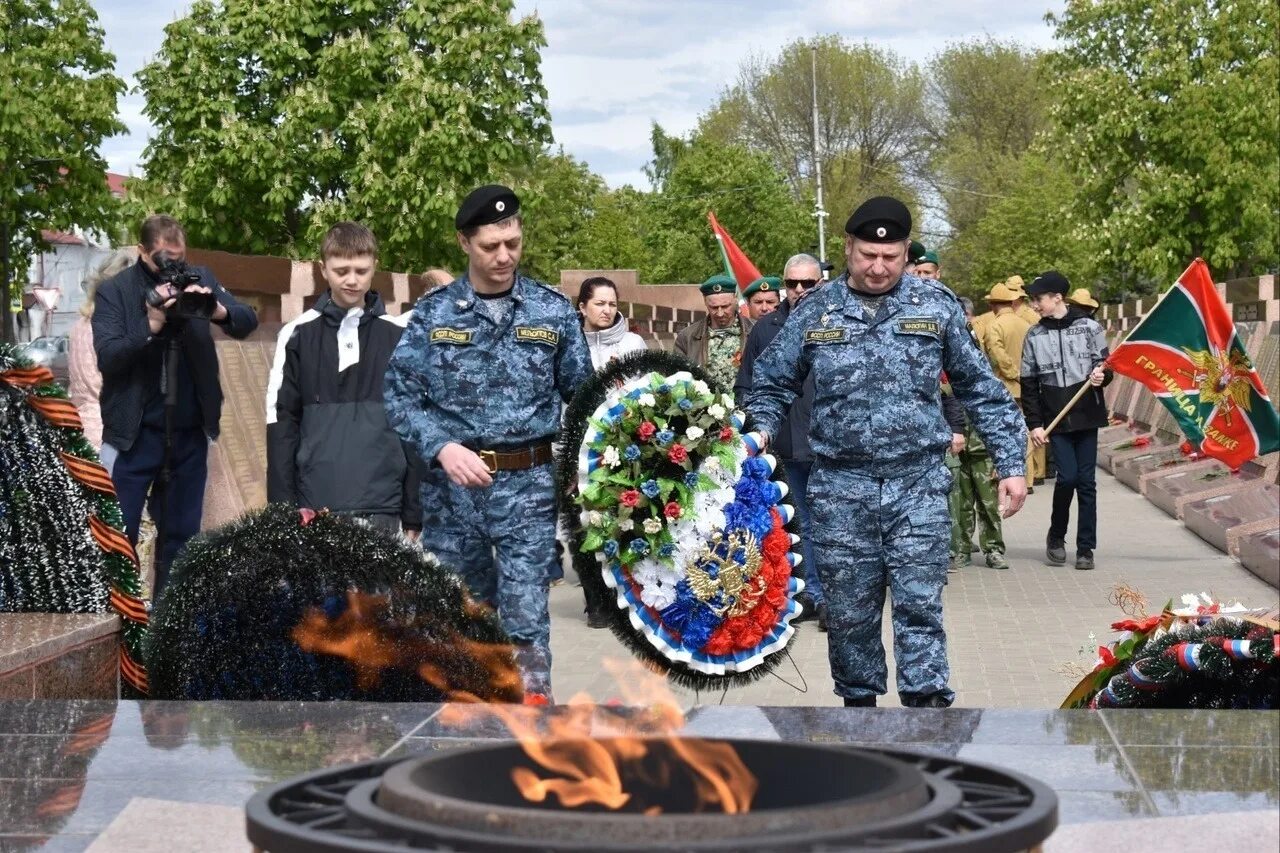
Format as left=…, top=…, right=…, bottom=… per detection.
left=146, top=251, right=216, bottom=321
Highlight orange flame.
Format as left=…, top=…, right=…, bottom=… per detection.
left=440, top=659, right=759, bottom=814
left=291, top=590, right=523, bottom=703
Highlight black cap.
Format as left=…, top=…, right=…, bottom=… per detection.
left=845, top=196, right=912, bottom=242
left=455, top=184, right=520, bottom=231
left=1026, top=270, right=1070, bottom=297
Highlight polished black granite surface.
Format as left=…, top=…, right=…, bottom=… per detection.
left=0, top=701, right=1275, bottom=850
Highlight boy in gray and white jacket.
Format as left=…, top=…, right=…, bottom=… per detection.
left=1020, top=271, right=1113, bottom=570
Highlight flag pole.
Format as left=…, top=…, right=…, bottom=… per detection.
left=1043, top=264, right=1190, bottom=437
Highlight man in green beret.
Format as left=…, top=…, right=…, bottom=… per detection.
left=675, top=274, right=753, bottom=392
left=915, top=251, right=940, bottom=280
left=742, top=276, right=782, bottom=321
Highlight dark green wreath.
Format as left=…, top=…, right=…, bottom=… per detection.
left=556, top=349, right=800, bottom=691
left=1091, top=618, right=1278, bottom=710
left=146, top=503, right=521, bottom=702
left=1, top=342, right=149, bottom=695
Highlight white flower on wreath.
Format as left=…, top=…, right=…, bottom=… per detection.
left=602, top=445, right=621, bottom=468
left=640, top=577, right=677, bottom=610
left=692, top=380, right=710, bottom=397
left=588, top=511, right=603, bottom=527
left=685, top=425, right=705, bottom=441
left=643, top=517, right=663, bottom=535
left=618, top=518, right=635, bottom=532
left=702, top=456, right=721, bottom=473
left=638, top=393, right=656, bottom=408
left=707, top=403, right=726, bottom=420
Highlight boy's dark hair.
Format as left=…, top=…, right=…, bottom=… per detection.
left=139, top=214, right=187, bottom=251
left=321, top=221, right=378, bottom=260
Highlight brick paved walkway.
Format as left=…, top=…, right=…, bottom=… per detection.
left=549, top=471, right=1278, bottom=708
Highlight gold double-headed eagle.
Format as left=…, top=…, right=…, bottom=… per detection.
left=686, top=529, right=766, bottom=618
left=1178, top=347, right=1255, bottom=426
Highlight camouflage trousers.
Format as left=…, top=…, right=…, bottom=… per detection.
left=807, top=461, right=954, bottom=705
left=945, top=430, right=1005, bottom=561
left=419, top=463, right=557, bottom=699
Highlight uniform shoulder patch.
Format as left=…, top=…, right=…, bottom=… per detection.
left=804, top=327, right=847, bottom=344
left=529, top=277, right=572, bottom=302
left=896, top=317, right=941, bottom=337
left=515, top=326, right=560, bottom=346
left=431, top=327, right=473, bottom=345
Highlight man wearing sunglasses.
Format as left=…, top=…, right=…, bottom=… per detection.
left=735, top=253, right=828, bottom=629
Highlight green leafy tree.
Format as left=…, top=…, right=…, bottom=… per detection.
left=699, top=36, right=925, bottom=257
left=924, top=40, right=1050, bottom=237
left=131, top=0, right=551, bottom=272
left=1046, top=0, right=1280, bottom=287
left=941, top=153, right=1093, bottom=299
left=643, top=132, right=813, bottom=284
left=0, top=0, right=125, bottom=335
left=509, top=147, right=606, bottom=283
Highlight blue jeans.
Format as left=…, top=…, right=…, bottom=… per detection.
left=783, top=458, right=824, bottom=606
left=111, top=426, right=208, bottom=599
left=1049, top=429, right=1098, bottom=551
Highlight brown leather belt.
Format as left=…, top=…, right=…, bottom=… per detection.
left=475, top=441, right=554, bottom=474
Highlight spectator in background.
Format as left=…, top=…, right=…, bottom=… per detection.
left=421, top=268, right=454, bottom=293
left=93, top=214, right=258, bottom=598
left=735, top=253, right=827, bottom=629
left=674, top=274, right=753, bottom=393
left=1068, top=288, right=1100, bottom=318
left=577, top=276, right=647, bottom=369
left=742, top=276, right=782, bottom=321
left=69, top=248, right=137, bottom=451
left=914, top=250, right=940, bottom=280
left=982, top=282, right=1035, bottom=492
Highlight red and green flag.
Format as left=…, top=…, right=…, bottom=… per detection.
left=708, top=211, right=762, bottom=293
left=1106, top=258, right=1279, bottom=470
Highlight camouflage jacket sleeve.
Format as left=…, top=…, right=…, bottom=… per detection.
left=384, top=304, right=450, bottom=464
left=942, top=299, right=1027, bottom=479
left=556, top=312, right=594, bottom=403
left=744, top=304, right=810, bottom=440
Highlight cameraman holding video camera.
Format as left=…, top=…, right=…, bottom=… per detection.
left=93, top=214, right=258, bottom=598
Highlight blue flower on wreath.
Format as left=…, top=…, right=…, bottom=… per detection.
left=683, top=471, right=700, bottom=488
left=630, top=538, right=651, bottom=556
left=656, top=429, right=675, bottom=445
left=603, top=540, right=619, bottom=558
left=678, top=398, right=694, bottom=411
left=661, top=580, right=719, bottom=650
left=657, top=383, right=671, bottom=395
left=640, top=479, right=660, bottom=499
left=624, top=444, right=641, bottom=461
left=658, top=542, right=675, bottom=557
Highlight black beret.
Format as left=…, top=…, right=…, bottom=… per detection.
left=455, top=184, right=520, bottom=231
left=908, top=240, right=928, bottom=264
left=1026, top=270, right=1071, bottom=297
left=845, top=196, right=912, bottom=242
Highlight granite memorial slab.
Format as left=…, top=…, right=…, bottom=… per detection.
left=1182, top=483, right=1280, bottom=553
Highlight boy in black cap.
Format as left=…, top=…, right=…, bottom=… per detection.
left=385, top=183, right=593, bottom=701
left=1020, top=270, right=1113, bottom=570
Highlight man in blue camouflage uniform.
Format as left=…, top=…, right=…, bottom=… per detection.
left=746, top=197, right=1028, bottom=708
left=384, top=185, right=593, bottom=701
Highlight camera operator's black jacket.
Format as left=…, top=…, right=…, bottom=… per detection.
left=92, top=259, right=258, bottom=453
left=265, top=291, right=421, bottom=529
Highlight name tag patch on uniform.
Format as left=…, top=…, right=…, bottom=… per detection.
left=431, top=328, right=473, bottom=345
left=515, top=326, right=559, bottom=346
left=896, top=318, right=940, bottom=337
left=805, top=328, right=847, bottom=344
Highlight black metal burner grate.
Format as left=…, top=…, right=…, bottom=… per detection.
left=246, top=741, right=1058, bottom=853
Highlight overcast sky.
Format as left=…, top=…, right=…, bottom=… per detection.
left=96, top=0, right=1062, bottom=189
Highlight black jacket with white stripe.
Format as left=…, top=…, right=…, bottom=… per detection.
left=1020, top=306, right=1114, bottom=433
left=266, top=290, right=421, bottom=528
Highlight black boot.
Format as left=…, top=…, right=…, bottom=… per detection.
left=586, top=608, right=611, bottom=629
left=842, top=695, right=877, bottom=708
left=792, top=591, right=816, bottom=623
